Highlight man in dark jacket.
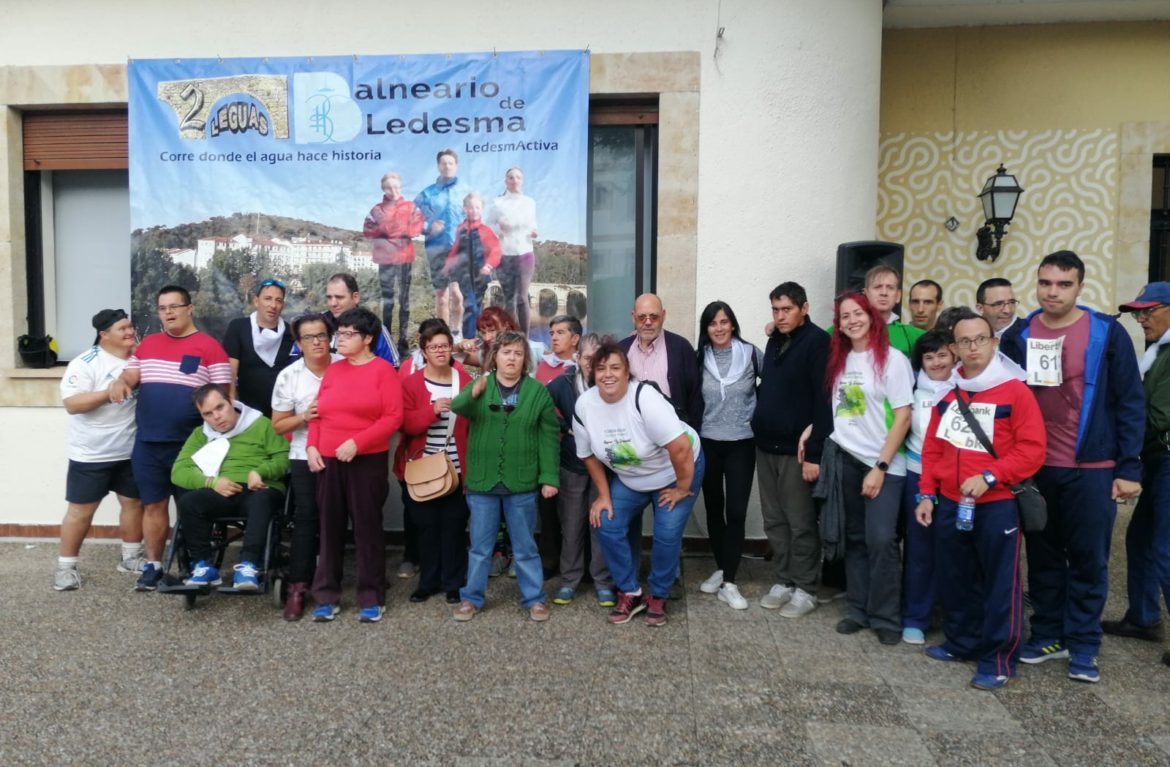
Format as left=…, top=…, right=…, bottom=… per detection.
left=618, top=293, right=703, bottom=429
left=1000, top=250, right=1144, bottom=683
left=751, top=282, right=832, bottom=616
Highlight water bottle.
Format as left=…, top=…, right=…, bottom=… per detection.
left=956, top=495, right=976, bottom=531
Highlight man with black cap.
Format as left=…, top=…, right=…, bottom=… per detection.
left=54, top=309, right=143, bottom=590
left=1105, top=282, right=1170, bottom=669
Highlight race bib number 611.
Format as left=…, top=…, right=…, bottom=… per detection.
left=1026, top=336, right=1064, bottom=387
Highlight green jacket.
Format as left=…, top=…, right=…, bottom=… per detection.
left=1144, top=344, right=1170, bottom=458
left=451, top=374, right=560, bottom=493
left=172, top=417, right=289, bottom=493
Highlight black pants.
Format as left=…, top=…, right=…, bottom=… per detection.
left=178, top=487, right=283, bottom=566
left=287, top=460, right=319, bottom=583
left=400, top=483, right=420, bottom=565
left=538, top=493, right=562, bottom=575
left=840, top=454, right=904, bottom=632
left=701, top=438, right=756, bottom=583
left=378, top=262, right=412, bottom=343
left=411, top=490, right=470, bottom=593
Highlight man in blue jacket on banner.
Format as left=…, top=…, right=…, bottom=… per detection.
left=415, top=148, right=470, bottom=337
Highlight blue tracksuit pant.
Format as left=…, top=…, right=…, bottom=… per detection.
left=934, top=496, right=1023, bottom=677
left=1124, top=452, right=1170, bottom=627
left=902, top=470, right=936, bottom=631
left=1026, top=466, right=1116, bottom=655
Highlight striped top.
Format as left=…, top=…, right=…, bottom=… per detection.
left=126, top=331, right=232, bottom=442
left=423, top=376, right=460, bottom=472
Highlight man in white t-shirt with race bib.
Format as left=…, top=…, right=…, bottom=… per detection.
left=54, top=309, right=143, bottom=591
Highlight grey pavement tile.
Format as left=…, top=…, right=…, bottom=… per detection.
left=1092, top=686, right=1170, bottom=736
left=806, top=722, right=937, bottom=766
left=1033, top=735, right=1170, bottom=767
left=777, top=648, right=882, bottom=685
left=868, top=650, right=977, bottom=689
left=921, top=732, right=1058, bottom=766
left=695, top=724, right=819, bottom=766
left=739, top=681, right=913, bottom=728
left=1154, top=736, right=1170, bottom=758
left=892, top=685, right=1023, bottom=733
left=996, top=688, right=1134, bottom=738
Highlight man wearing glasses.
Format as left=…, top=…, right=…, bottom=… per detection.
left=108, top=285, right=233, bottom=591
left=1105, top=282, right=1170, bottom=669
left=618, top=293, right=703, bottom=429
left=222, top=278, right=294, bottom=416
left=976, top=278, right=1024, bottom=339
left=1000, top=251, right=1144, bottom=683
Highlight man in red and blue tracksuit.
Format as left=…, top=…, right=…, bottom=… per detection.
left=917, top=312, right=1046, bottom=690
left=1000, top=250, right=1145, bottom=683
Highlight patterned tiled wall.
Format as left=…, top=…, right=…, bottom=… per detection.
left=877, top=129, right=1119, bottom=313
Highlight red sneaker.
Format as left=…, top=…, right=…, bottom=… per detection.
left=645, top=595, right=667, bottom=627
left=607, top=591, right=646, bottom=624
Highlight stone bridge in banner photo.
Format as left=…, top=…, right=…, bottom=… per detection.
left=485, top=280, right=587, bottom=326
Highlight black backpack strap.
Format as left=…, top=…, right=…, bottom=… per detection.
left=952, top=388, right=999, bottom=459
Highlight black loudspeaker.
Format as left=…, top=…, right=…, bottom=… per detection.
left=835, top=240, right=905, bottom=305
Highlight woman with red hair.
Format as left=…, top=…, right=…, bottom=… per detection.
left=826, top=292, right=914, bottom=646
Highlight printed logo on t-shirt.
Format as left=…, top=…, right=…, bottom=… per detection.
left=835, top=371, right=866, bottom=418
left=605, top=441, right=641, bottom=468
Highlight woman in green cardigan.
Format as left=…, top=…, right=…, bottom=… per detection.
left=450, top=330, right=560, bottom=622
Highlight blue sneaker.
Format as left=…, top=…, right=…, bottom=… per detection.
left=358, top=605, right=385, bottom=623
left=312, top=604, right=339, bottom=622
left=135, top=562, right=163, bottom=591
left=970, top=672, right=1011, bottom=690
left=1068, top=653, right=1100, bottom=683
left=925, top=645, right=960, bottom=662
left=596, top=589, right=617, bottom=607
left=1019, top=639, right=1069, bottom=665
left=902, top=627, right=925, bottom=645
left=232, top=561, right=260, bottom=591
left=553, top=587, right=576, bottom=605
left=184, top=561, right=221, bottom=587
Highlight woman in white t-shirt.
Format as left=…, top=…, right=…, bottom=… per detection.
left=486, top=167, right=538, bottom=332
left=825, top=293, right=913, bottom=646
left=574, top=339, right=704, bottom=628
left=270, top=313, right=341, bottom=621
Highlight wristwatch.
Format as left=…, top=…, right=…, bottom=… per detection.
left=914, top=493, right=937, bottom=504
left=981, top=470, right=998, bottom=487
left=874, top=460, right=890, bottom=472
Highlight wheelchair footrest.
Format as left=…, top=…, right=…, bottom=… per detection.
left=157, top=581, right=212, bottom=596
left=216, top=583, right=267, bottom=596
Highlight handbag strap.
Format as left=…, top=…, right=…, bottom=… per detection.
left=952, top=387, right=999, bottom=460
left=412, top=368, right=460, bottom=461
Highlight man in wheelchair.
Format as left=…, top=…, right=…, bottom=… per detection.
left=171, top=384, right=289, bottom=590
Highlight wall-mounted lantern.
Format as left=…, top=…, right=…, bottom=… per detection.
left=975, top=164, right=1024, bottom=262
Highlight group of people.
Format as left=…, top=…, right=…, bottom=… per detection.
left=362, top=149, right=539, bottom=351
left=53, top=247, right=1170, bottom=690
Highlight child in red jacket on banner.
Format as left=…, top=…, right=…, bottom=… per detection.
left=442, top=192, right=501, bottom=342
left=915, top=312, right=1046, bottom=691
left=363, top=172, right=425, bottom=352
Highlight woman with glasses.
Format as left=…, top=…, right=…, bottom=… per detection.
left=222, top=278, right=294, bottom=416
left=450, top=330, right=560, bottom=622
left=826, top=292, right=913, bottom=646
left=306, top=307, right=403, bottom=623
left=270, top=313, right=340, bottom=620
left=395, top=323, right=471, bottom=604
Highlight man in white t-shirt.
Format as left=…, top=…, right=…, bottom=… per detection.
left=54, top=309, right=143, bottom=591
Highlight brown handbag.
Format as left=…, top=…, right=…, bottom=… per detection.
left=404, top=369, right=461, bottom=503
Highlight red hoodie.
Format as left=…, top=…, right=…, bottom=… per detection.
left=392, top=364, right=471, bottom=481
left=919, top=378, right=1046, bottom=504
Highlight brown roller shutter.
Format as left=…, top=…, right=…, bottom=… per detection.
left=22, top=110, right=128, bottom=170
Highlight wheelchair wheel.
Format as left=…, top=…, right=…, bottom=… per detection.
left=270, top=575, right=285, bottom=607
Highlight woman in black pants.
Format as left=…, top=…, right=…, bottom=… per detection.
left=695, top=301, right=763, bottom=610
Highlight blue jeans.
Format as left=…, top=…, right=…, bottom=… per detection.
left=1125, top=452, right=1170, bottom=627
left=461, top=491, right=546, bottom=609
left=596, top=452, right=705, bottom=599
left=902, top=470, right=937, bottom=631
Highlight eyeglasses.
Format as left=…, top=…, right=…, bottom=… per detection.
left=954, top=335, right=993, bottom=350
left=984, top=299, right=1019, bottom=310
left=1133, top=305, right=1167, bottom=321
left=425, top=344, right=452, bottom=352
left=299, top=332, right=330, bottom=344
left=635, top=313, right=661, bottom=323
left=157, top=303, right=190, bottom=313
left=488, top=403, right=516, bottom=413
left=335, top=330, right=362, bottom=340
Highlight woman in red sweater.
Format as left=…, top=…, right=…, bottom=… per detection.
left=395, top=323, right=471, bottom=604
left=307, top=307, right=403, bottom=623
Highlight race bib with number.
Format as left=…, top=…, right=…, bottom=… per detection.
left=936, top=400, right=996, bottom=452
left=1026, top=336, right=1064, bottom=387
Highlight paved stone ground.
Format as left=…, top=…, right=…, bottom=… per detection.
left=3, top=512, right=1169, bottom=766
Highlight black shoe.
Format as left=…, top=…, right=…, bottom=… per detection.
left=836, top=618, right=865, bottom=635
left=1162, top=650, right=1170, bottom=668
left=668, top=579, right=685, bottom=601
left=409, top=590, right=434, bottom=603
left=1101, top=618, right=1164, bottom=642
left=445, top=591, right=461, bottom=605
left=876, top=628, right=901, bottom=645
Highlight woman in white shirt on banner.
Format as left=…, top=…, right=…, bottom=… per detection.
left=270, top=313, right=340, bottom=621
left=486, top=167, right=538, bottom=333
left=825, top=292, right=913, bottom=646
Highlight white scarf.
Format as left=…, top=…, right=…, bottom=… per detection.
left=1139, top=326, right=1170, bottom=376
left=191, top=402, right=263, bottom=478
left=703, top=338, right=753, bottom=401
left=951, top=351, right=1026, bottom=393
left=915, top=369, right=954, bottom=406
left=540, top=352, right=576, bottom=370
left=250, top=312, right=285, bottom=367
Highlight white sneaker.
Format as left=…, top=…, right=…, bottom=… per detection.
left=717, top=582, right=749, bottom=610
left=700, top=569, right=724, bottom=594
left=778, top=588, right=817, bottom=618
left=760, top=584, right=794, bottom=609
left=53, top=566, right=80, bottom=591
left=117, top=555, right=146, bottom=574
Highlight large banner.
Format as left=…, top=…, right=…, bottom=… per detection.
left=128, top=51, right=589, bottom=347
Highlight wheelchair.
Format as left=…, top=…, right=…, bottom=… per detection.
left=157, top=488, right=290, bottom=610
